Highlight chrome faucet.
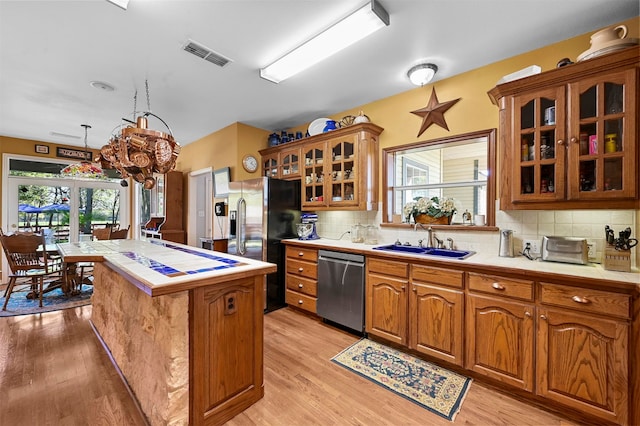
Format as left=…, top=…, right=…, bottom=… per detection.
left=447, top=237, right=454, bottom=250
left=433, top=235, right=444, bottom=249
left=417, top=226, right=434, bottom=248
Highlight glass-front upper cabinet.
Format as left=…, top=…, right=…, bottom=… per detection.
left=490, top=46, right=638, bottom=210
left=302, top=142, right=325, bottom=208
left=567, top=69, right=636, bottom=200
left=262, top=153, right=278, bottom=178
left=327, top=134, right=358, bottom=206
left=280, top=147, right=301, bottom=179
left=512, top=86, right=566, bottom=201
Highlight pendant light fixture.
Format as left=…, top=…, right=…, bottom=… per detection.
left=60, top=124, right=105, bottom=179
left=97, top=80, right=181, bottom=189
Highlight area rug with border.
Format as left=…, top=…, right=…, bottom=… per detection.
left=332, top=338, right=471, bottom=422
left=0, top=287, right=92, bottom=317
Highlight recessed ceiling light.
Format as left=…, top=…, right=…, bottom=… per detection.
left=90, top=81, right=116, bottom=92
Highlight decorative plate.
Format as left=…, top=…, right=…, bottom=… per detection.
left=308, top=117, right=331, bottom=136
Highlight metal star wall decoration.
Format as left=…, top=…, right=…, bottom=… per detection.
left=410, top=87, right=461, bottom=137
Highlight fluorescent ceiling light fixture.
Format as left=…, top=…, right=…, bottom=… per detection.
left=106, top=0, right=129, bottom=10
left=407, top=63, right=438, bottom=86
left=260, top=0, right=389, bottom=83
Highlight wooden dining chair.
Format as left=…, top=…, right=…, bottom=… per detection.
left=0, top=228, right=63, bottom=310
left=109, top=225, right=130, bottom=240
left=92, top=227, right=112, bottom=240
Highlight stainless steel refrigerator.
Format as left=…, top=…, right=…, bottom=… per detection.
left=228, top=177, right=301, bottom=312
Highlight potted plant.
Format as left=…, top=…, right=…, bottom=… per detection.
left=403, top=196, right=457, bottom=224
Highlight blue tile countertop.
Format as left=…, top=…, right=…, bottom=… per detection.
left=56, top=239, right=276, bottom=296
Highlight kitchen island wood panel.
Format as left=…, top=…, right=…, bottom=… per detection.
left=84, top=240, right=276, bottom=426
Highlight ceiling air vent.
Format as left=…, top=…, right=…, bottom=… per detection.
left=183, top=40, right=231, bottom=67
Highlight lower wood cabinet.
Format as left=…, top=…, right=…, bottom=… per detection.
left=366, top=258, right=408, bottom=345
left=410, top=265, right=464, bottom=366
left=537, top=307, right=629, bottom=425
left=285, top=246, right=318, bottom=314
left=190, top=276, right=263, bottom=425
left=537, top=282, right=630, bottom=425
left=465, top=293, right=535, bottom=391
left=360, top=255, right=636, bottom=426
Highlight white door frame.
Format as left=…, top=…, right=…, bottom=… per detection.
left=2, top=153, right=129, bottom=283
left=187, top=167, right=213, bottom=247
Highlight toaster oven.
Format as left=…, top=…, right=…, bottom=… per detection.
left=541, top=236, right=589, bottom=265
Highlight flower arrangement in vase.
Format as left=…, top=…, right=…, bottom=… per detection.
left=403, top=196, right=457, bottom=224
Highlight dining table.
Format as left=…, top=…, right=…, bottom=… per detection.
left=54, top=240, right=120, bottom=295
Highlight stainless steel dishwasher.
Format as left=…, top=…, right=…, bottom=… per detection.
left=317, top=250, right=365, bottom=332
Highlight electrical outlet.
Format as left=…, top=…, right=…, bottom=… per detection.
left=523, top=239, right=540, bottom=255
left=586, top=239, right=598, bottom=262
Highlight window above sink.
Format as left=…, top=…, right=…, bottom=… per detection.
left=382, top=129, right=496, bottom=228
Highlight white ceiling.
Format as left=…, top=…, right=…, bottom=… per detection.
left=1, top=0, right=638, bottom=149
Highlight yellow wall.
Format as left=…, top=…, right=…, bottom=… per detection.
left=176, top=122, right=268, bottom=181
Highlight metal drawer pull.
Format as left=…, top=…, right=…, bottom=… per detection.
left=298, top=300, right=303, bottom=304
left=492, top=282, right=505, bottom=290
left=525, top=311, right=531, bottom=317
left=298, top=252, right=304, bottom=256
left=298, top=283, right=303, bottom=288
left=540, top=314, right=547, bottom=320
left=572, top=295, right=590, bottom=304
left=298, top=267, right=304, bottom=272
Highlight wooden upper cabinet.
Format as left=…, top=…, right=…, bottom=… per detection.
left=489, top=46, right=639, bottom=210
left=566, top=69, right=637, bottom=201
left=260, top=147, right=301, bottom=180
left=259, top=123, right=383, bottom=211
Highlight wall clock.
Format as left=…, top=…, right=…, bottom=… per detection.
left=242, top=154, right=258, bottom=173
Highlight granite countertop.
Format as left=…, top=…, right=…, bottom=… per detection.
left=57, top=239, right=276, bottom=296
left=283, top=238, right=639, bottom=287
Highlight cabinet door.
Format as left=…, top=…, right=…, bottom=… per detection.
left=262, top=153, right=279, bottom=178
left=301, top=142, right=327, bottom=208
left=190, top=276, right=264, bottom=425
left=567, top=68, right=637, bottom=200
left=280, top=147, right=301, bottom=179
left=366, top=273, right=407, bottom=345
left=409, top=282, right=464, bottom=366
left=537, top=307, right=628, bottom=425
left=466, top=293, right=534, bottom=391
left=327, top=134, right=359, bottom=206
left=511, top=86, right=566, bottom=202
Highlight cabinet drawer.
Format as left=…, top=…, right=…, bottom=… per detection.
left=368, top=257, right=408, bottom=278
left=286, top=259, right=317, bottom=279
left=286, top=246, right=318, bottom=262
left=286, top=289, right=317, bottom=313
left=412, top=265, right=463, bottom=288
left=286, top=274, right=317, bottom=297
left=540, top=282, right=630, bottom=319
left=468, top=273, right=534, bottom=301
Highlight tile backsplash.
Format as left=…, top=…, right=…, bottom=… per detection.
left=314, top=206, right=638, bottom=267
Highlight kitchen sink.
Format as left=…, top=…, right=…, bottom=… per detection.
left=371, top=244, right=427, bottom=254
left=372, top=244, right=475, bottom=260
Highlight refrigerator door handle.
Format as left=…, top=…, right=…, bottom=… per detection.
left=238, top=197, right=247, bottom=255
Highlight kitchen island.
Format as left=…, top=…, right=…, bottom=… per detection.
left=58, top=239, right=276, bottom=426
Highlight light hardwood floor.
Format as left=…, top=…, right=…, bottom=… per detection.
left=0, top=305, right=580, bottom=425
